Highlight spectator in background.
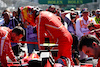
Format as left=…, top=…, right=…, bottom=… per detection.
left=0, top=9, right=11, bottom=26
left=79, top=8, right=88, bottom=17
left=12, top=10, right=19, bottom=23
left=76, top=9, right=96, bottom=40
left=94, top=9, right=100, bottom=24
left=76, top=9, right=96, bottom=61
left=91, top=10, right=96, bottom=18
left=46, top=5, right=58, bottom=15
left=61, top=11, right=71, bottom=29
left=68, top=12, right=77, bottom=35
left=61, top=9, right=74, bottom=20
left=2, top=9, right=11, bottom=17
left=61, top=8, right=78, bottom=29
left=2, top=12, right=19, bottom=29
left=70, top=8, right=75, bottom=12
left=61, top=11, right=79, bottom=35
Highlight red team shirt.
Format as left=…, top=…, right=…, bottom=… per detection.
left=0, top=27, right=16, bottom=67
left=35, top=11, right=74, bottom=65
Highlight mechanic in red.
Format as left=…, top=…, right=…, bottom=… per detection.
left=0, top=26, right=25, bottom=67
left=21, top=6, right=74, bottom=65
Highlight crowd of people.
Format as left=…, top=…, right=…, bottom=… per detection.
left=0, top=5, right=100, bottom=67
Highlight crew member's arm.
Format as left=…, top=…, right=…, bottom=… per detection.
left=5, top=39, right=17, bottom=62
